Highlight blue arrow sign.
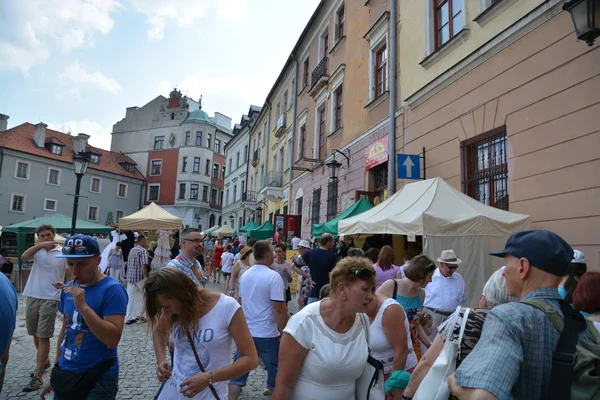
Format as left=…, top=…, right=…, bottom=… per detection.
left=397, top=154, right=421, bottom=180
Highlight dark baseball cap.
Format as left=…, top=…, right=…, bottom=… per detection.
left=490, top=230, right=573, bottom=276
left=56, top=234, right=101, bottom=258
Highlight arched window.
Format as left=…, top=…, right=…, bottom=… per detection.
left=218, top=215, right=222, bottom=226
left=209, top=214, right=216, bottom=227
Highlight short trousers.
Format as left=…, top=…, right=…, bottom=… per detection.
left=222, top=272, right=231, bottom=277
left=285, top=287, right=291, bottom=303
left=26, top=297, right=59, bottom=338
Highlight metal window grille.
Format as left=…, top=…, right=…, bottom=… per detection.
left=462, top=129, right=509, bottom=210
left=326, top=180, right=339, bottom=220
left=312, top=188, right=321, bottom=225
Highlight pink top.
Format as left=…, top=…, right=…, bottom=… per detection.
left=373, top=263, right=401, bottom=289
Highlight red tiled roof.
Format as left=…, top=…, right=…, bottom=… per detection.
left=0, top=123, right=145, bottom=181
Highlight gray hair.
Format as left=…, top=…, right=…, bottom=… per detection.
left=482, top=267, right=518, bottom=307
left=348, top=248, right=365, bottom=258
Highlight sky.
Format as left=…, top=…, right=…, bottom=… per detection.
left=0, top=0, right=321, bottom=149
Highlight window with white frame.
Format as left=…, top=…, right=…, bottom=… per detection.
left=335, top=3, right=346, bottom=42
left=202, top=185, right=209, bottom=202
left=207, top=133, right=212, bottom=149
left=148, top=184, right=160, bottom=202
left=226, top=189, right=230, bottom=205
left=233, top=184, right=237, bottom=202
left=213, top=163, right=220, bottom=179
left=263, top=122, right=267, bottom=145
left=196, top=131, right=202, bottom=146
left=44, top=198, right=57, bottom=212
left=298, top=124, right=307, bottom=160
left=333, top=85, right=343, bottom=130
left=10, top=194, right=25, bottom=212
left=303, top=57, right=310, bottom=88
left=50, top=144, right=63, bottom=155
left=154, top=136, right=164, bottom=150
left=236, top=152, right=240, bottom=168
left=287, top=138, right=292, bottom=167
left=150, top=160, right=162, bottom=176
left=283, top=91, right=288, bottom=112
left=90, top=154, right=100, bottom=164
left=214, top=139, right=221, bottom=154
left=15, top=161, right=30, bottom=179
left=365, top=14, right=389, bottom=101
left=90, top=177, right=102, bottom=193
left=190, top=184, right=199, bottom=200
left=375, top=44, right=388, bottom=98
left=185, top=131, right=191, bottom=146
left=320, top=29, right=329, bottom=59
left=116, top=210, right=124, bottom=222
left=182, top=156, right=188, bottom=172
left=117, top=183, right=128, bottom=198
left=205, top=159, right=211, bottom=175
left=47, top=168, right=61, bottom=185
left=276, top=102, right=281, bottom=118
left=193, top=157, right=200, bottom=173
left=179, top=183, right=187, bottom=200
left=317, top=107, right=326, bottom=159
left=88, top=205, right=99, bottom=221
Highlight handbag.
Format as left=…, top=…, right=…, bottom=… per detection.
left=50, top=357, right=116, bottom=399
left=356, top=313, right=386, bottom=400
left=186, top=331, right=221, bottom=400
left=413, top=306, right=470, bottom=400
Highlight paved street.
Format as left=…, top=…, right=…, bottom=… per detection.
left=3, top=280, right=297, bottom=399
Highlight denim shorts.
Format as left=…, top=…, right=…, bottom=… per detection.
left=230, top=336, right=280, bottom=391
left=54, top=373, right=118, bottom=400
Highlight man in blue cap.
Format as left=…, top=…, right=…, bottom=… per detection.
left=447, top=230, right=598, bottom=400
left=40, top=235, right=128, bottom=400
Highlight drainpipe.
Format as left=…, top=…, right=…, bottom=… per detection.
left=387, top=0, right=397, bottom=195
left=289, top=55, right=300, bottom=213
left=138, top=180, right=146, bottom=210
left=264, top=101, right=272, bottom=217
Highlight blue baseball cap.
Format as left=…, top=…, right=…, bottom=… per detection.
left=56, top=234, right=101, bottom=258
left=490, top=230, right=573, bottom=276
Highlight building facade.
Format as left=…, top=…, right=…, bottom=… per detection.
left=245, top=104, right=271, bottom=223
left=0, top=119, right=145, bottom=226
left=111, top=89, right=233, bottom=230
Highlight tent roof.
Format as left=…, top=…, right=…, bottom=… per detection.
left=3, top=213, right=113, bottom=234
left=249, top=220, right=274, bottom=240
left=118, top=203, right=182, bottom=231
left=238, top=221, right=259, bottom=233
left=212, top=225, right=234, bottom=237
left=312, top=198, right=373, bottom=238
left=339, top=177, right=530, bottom=236
left=203, top=225, right=220, bottom=236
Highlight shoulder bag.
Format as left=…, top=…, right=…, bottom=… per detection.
left=186, top=331, right=221, bottom=400
left=356, top=313, right=386, bottom=400
left=50, top=358, right=116, bottom=399
left=413, top=306, right=470, bottom=400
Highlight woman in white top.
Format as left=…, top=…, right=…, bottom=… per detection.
left=228, top=246, right=253, bottom=302
left=146, top=268, right=258, bottom=399
left=272, top=257, right=376, bottom=400
left=366, top=292, right=417, bottom=379
left=220, top=244, right=235, bottom=292
left=272, top=244, right=293, bottom=305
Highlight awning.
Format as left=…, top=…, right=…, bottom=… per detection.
left=248, top=220, right=274, bottom=241
left=212, top=225, right=234, bottom=237
left=237, top=221, right=259, bottom=233
left=3, top=213, right=113, bottom=234
left=312, top=198, right=373, bottom=239
left=118, top=202, right=182, bottom=231
left=204, top=225, right=221, bottom=237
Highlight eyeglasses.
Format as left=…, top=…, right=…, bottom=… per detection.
left=346, top=268, right=375, bottom=279
left=183, top=238, right=203, bottom=243
left=62, top=246, right=96, bottom=255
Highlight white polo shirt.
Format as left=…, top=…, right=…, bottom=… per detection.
left=239, top=264, right=284, bottom=338
left=23, top=245, right=68, bottom=300
left=423, top=268, right=468, bottom=312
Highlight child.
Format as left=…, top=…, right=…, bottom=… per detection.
left=319, top=283, right=331, bottom=299
left=418, top=312, right=433, bottom=354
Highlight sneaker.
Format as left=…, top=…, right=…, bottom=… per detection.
left=263, top=388, right=272, bottom=396
left=29, top=361, right=51, bottom=377
left=23, top=376, right=43, bottom=392
left=125, top=319, right=137, bottom=325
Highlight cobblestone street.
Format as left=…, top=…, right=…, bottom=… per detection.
left=3, top=280, right=296, bottom=399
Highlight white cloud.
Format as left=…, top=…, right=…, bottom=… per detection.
left=130, top=0, right=247, bottom=40
left=0, top=0, right=121, bottom=74
left=60, top=61, right=122, bottom=94
left=156, top=79, right=173, bottom=96
left=54, top=88, right=82, bottom=101
left=48, top=119, right=112, bottom=150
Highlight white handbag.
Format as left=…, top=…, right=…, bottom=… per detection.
left=356, top=314, right=385, bottom=400
left=413, top=306, right=470, bottom=400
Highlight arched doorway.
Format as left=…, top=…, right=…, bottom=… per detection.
left=209, top=214, right=216, bottom=226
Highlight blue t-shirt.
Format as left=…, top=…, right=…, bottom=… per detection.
left=0, top=273, right=18, bottom=374
left=58, top=276, right=128, bottom=376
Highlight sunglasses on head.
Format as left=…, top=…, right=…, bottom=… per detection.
left=62, top=246, right=96, bottom=255
left=346, top=268, right=374, bottom=279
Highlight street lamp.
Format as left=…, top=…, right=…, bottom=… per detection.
left=326, top=158, right=342, bottom=181
left=563, top=0, right=600, bottom=46
left=71, top=151, right=91, bottom=235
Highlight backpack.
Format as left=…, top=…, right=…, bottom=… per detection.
left=523, top=299, right=600, bottom=400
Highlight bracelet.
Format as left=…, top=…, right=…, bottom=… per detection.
left=208, top=371, right=213, bottom=385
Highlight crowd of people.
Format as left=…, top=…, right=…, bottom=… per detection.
left=0, top=224, right=599, bottom=400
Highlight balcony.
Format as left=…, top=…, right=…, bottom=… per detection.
left=275, top=114, right=287, bottom=138
left=309, top=57, right=329, bottom=97
left=241, top=190, right=258, bottom=211
left=259, top=171, right=284, bottom=201
left=210, top=201, right=222, bottom=211
left=251, top=149, right=260, bottom=167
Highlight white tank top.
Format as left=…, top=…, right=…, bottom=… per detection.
left=369, top=297, right=418, bottom=373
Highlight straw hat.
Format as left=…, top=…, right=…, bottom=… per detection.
left=239, top=246, right=253, bottom=260
left=436, top=249, right=462, bottom=265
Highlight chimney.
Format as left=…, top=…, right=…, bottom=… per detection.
left=33, top=122, right=48, bottom=147
left=0, top=113, right=9, bottom=132
left=73, top=133, right=90, bottom=154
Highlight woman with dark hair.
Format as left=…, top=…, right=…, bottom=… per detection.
left=146, top=268, right=257, bottom=399
left=373, top=245, right=401, bottom=289
left=558, top=249, right=587, bottom=304
left=572, top=272, right=600, bottom=332
left=365, top=247, right=380, bottom=264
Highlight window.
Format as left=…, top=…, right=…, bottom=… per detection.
left=311, top=188, right=321, bottom=225
left=205, top=159, right=211, bottom=175
left=263, top=123, right=267, bottom=145
left=202, top=186, right=209, bottom=202
left=303, top=57, right=310, bottom=87
left=121, top=163, right=135, bottom=173
left=335, top=3, right=345, bottom=41
left=219, top=190, right=223, bottom=206
left=47, top=168, right=60, bottom=185
left=44, top=199, right=57, bottom=212
left=214, top=139, right=221, bottom=154
left=228, top=158, right=233, bottom=173
left=182, top=157, right=188, bottom=172
left=90, top=177, right=102, bottom=193
left=211, top=188, right=218, bottom=204
left=283, top=91, right=288, bottom=112
left=179, top=183, right=187, bottom=200
left=88, top=206, right=98, bottom=221
left=318, top=107, right=326, bottom=159
left=236, top=152, right=240, bottom=168
left=207, top=133, right=212, bottom=149
left=244, top=145, right=248, bottom=161
left=226, top=189, right=230, bottom=205
left=434, top=0, right=464, bottom=48
left=90, top=154, right=100, bottom=164
left=196, top=131, right=202, bottom=146
left=150, top=160, right=162, bottom=176
left=10, top=194, right=25, bottom=212
left=193, top=157, right=200, bottom=173
left=170, top=112, right=175, bottom=120
left=276, top=102, right=281, bottom=118
left=462, top=129, right=508, bottom=210
left=117, top=183, right=128, bottom=198
left=50, top=145, right=63, bottom=155
left=334, top=86, right=343, bottom=130
left=154, top=136, right=164, bottom=150
left=222, top=165, right=226, bottom=179
left=321, top=31, right=329, bottom=59
left=15, top=161, right=30, bottom=179
left=185, top=131, right=191, bottom=146
left=375, top=43, right=388, bottom=98
left=116, top=210, right=124, bottom=223
left=148, top=185, right=160, bottom=201
left=190, top=184, right=199, bottom=200
left=241, top=180, right=245, bottom=195
left=299, top=125, right=306, bottom=160
left=213, top=163, right=220, bottom=179
left=296, top=197, right=303, bottom=215
left=233, top=185, right=237, bottom=202
left=326, top=180, right=339, bottom=220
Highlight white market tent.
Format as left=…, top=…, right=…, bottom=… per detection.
left=118, top=202, right=182, bottom=231
left=212, top=225, right=234, bottom=237
left=339, top=177, right=531, bottom=306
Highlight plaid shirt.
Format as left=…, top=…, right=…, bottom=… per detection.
left=126, top=245, right=148, bottom=283
left=454, top=288, right=598, bottom=399
left=166, top=251, right=207, bottom=287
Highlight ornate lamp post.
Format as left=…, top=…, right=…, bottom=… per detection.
left=71, top=152, right=90, bottom=235
left=563, top=0, right=600, bottom=46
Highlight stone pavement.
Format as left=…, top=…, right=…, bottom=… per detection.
left=3, top=280, right=298, bottom=399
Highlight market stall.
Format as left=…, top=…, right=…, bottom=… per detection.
left=248, top=220, right=274, bottom=241
left=118, top=202, right=182, bottom=231
left=212, top=225, right=234, bottom=238
left=311, top=197, right=373, bottom=239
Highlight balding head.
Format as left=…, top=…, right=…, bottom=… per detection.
left=319, top=233, right=334, bottom=250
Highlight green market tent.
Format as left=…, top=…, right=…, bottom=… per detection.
left=237, top=221, right=259, bottom=233
left=311, top=198, right=373, bottom=239
left=205, top=225, right=221, bottom=237
left=248, top=220, right=274, bottom=241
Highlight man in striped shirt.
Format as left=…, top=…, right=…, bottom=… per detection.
left=166, top=228, right=207, bottom=287
left=125, top=235, right=148, bottom=325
